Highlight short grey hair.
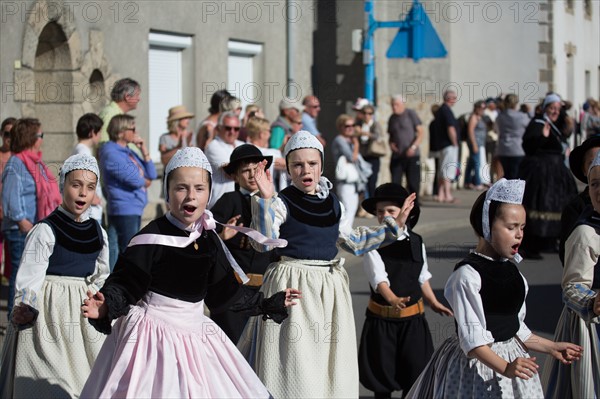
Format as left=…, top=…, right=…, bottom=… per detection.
left=110, top=78, right=140, bottom=102
left=219, top=96, right=242, bottom=113
left=391, top=94, right=406, bottom=104
left=218, top=111, right=239, bottom=127
left=443, top=90, right=457, bottom=101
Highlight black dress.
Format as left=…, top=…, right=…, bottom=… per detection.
left=518, top=115, right=577, bottom=247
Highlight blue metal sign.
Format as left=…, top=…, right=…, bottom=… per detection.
left=386, top=1, right=447, bottom=61
left=363, top=0, right=447, bottom=102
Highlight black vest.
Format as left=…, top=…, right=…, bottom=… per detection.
left=218, top=191, right=273, bottom=275
left=278, top=186, right=341, bottom=261
left=42, top=209, right=104, bottom=278
left=454, top=253, right=525, bottom=342
left=371, top=231, right=424, bottom=307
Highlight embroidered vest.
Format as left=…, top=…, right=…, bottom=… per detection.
left=42, top=209, right=103, bottom=277
left=278, top=186, right=341, bottom=261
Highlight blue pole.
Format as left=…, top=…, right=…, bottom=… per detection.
left=364, top=0, right=375, bottom=103
left=412, top=0, right=423, bottom=62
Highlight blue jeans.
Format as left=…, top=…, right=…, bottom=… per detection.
left=464, top=151, right=482, bottom=186
left=3, top=229, right=27, bottom=319
left=107, top=215, right=141, bottom=271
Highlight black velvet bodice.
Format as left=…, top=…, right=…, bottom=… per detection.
left=455, top=253, right=525, bottom=342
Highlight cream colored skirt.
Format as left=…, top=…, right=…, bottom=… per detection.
left=239, top=257, right=359, bottom=398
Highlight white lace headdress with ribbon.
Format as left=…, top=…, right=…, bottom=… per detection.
left=283, top=130, right=332, bottom=199
left=482, top=178, right=526, bottom=262
left=163, top=147, right=212, bottom=202
left=135, top=147, right=287, bottom=284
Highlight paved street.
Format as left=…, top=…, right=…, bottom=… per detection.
left=0, top=188, right=567, bottom=398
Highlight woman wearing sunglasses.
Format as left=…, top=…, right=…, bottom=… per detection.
left=99, top=114, right=157, bottom=270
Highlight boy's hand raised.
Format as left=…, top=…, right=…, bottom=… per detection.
left=397, top=192, right=417, bottom=228
left=255, top=159, right=274, bottom=199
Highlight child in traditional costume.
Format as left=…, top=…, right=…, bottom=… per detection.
left=80, top=147, right=300, bottom=398
left=358, top=183, right=453, bottom=399
left=239, top=131, right=415, bottom=398
left=542, top=151, right=600, bottom=398
left=407, top=178, right=582, bottom=398
left=0, top=153, right=108, bottom=398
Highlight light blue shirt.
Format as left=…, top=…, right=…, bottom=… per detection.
left=2, top=155, right=38, bottom=231
left=301, top=112, right=321, bottom=137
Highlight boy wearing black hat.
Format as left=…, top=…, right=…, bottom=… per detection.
left=210, top=144, right=275, bottom=343
left=358, top=183, right=452, bottom=399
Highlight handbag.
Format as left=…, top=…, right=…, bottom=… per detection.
left=367, top=138, right=386, bottom=157
left=336, top=156, right=360, bottom=183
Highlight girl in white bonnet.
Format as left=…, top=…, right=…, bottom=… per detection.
left=0, top=153, right=109, bottom=398
left=80, top=147, right=300, bottom=398
left=239, top=131, right=416, bottom=398
left=407, top=178, right=582, bottom=398
left=542, top=151, right=600, bottom=398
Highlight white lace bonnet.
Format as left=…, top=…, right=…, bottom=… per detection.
left=283, top=130, right=332, bottom=199
left=163, top=147, right=212, bottom=201
left=482, top=178, right=526, bottom=243
left=59, top=153, right=100, bottom=193
left=283, top=130, right=324, bottom=160
left=587, top=150, right=600, bottom=177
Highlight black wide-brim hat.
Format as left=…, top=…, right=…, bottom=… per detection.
left=361, top=183, right=420, bottom=228
left=569, top=134, right=600, bottom=183
left=223, top=144, right=273, bottom=175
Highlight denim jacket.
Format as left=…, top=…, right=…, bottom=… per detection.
left=99, top=141, right=157, bottom=216
left=2, top=155, right=38, bottom=231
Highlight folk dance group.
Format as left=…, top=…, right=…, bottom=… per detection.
left=0, top=130, right=598, bottom=398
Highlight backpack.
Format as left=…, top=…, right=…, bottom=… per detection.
left=457, top=113, right=470, bottom=142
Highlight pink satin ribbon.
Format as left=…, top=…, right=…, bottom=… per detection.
left=128, top=211, right=287, bottom=284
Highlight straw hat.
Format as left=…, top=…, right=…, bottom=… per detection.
left=167, top=105, right=195, bottom=123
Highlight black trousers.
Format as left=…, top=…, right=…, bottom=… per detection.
left=364, top=156, right=381, bottom=198
left=390, top=156, right=421, bottom=202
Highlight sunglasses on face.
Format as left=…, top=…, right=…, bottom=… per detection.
left=344, top=124, right=356, bottom=128
left=224, top=125, right=240, bottom=132
left=36, top=132, right=44, bottom=139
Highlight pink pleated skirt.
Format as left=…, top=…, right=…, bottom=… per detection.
left=80, top=291, right=271, bottom=398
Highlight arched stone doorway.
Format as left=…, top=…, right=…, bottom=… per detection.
left=14, top=0, right=114, bottom=165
